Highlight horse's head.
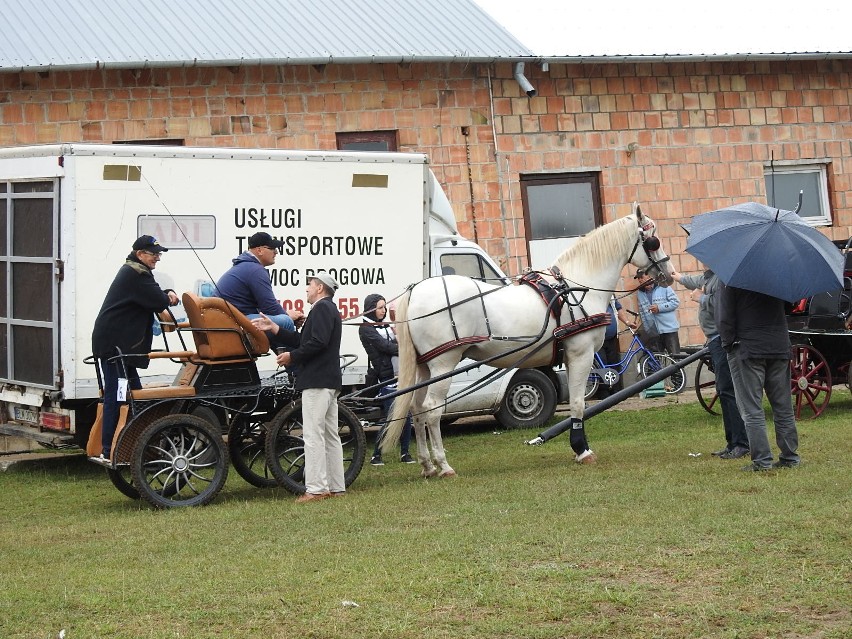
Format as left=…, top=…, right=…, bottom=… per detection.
left=627, top=203, right=674, bottom=286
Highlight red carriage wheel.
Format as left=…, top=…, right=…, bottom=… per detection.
left=789, top=344, right=833, bottom=420
left=694, top=356, right=720, bottom=415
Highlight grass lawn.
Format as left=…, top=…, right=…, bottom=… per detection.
left=0, top=390, right=850, bottom=639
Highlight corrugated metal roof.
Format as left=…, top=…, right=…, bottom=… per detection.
left=0, top=0, right=534, bottom=72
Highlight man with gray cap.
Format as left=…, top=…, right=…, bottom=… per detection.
left=252, top=272, right=344, bottom=502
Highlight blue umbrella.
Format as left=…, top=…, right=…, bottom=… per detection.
left=685, top=201, right=844, bottom=302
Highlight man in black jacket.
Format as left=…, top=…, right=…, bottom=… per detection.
left=253, top=273, right=344, bottom=502
left=717, top=283, right=800, bottom=471
left=91, top=235, right=179, bottom=461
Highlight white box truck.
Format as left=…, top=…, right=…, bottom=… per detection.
left=0, top=144, right=566, bottom=450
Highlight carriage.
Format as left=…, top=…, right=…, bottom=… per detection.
left=695, top=238, right=852, bottom=419
left=87, top=292, right=367, bottom=508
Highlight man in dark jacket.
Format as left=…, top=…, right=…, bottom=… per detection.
left=216, top=231, right=303, bottom=330
left=673, top=269, right=748, bottom=459
left=91, top=235, right=179, bottom=460
left=717, top=283, right=799, bottom=471
left=253, top=273, right=344, bottom=502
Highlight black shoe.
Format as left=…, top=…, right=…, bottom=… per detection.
left=740, top=463, right=771, bottom=472
left=720, top=446, right=750, bottom=460
left=711, top=447, right=730, bottom=457
left=772, top=459, right=800, bottom=469
left=369, top=455, right=384, bottom=466
left=400, top=453, right=416, bottom=464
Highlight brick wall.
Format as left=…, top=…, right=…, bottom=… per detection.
left=1, top=58, right=850, bottom=344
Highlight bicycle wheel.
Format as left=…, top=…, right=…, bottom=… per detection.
left=584, top=374, right=600, bottom=400
left=640, top=353, right=686, bottom=395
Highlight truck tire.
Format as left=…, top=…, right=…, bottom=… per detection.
left=495, top=369, right=557, bottom=430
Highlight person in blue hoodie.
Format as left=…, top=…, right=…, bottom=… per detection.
left=636, top=274, right=681, bottom=355
left=216, top=232, right=303, bottom=331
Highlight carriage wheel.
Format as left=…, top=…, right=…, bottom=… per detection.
left=790, top=344, right=832, bottom=420
left=106, top=466, right=140, bottom=500
left=694, top=356, right=720, bottom=415
left=227, top=410, right=278, bottom=488
left=264, top=400, right=366, bottom=495
left=640, top=353, right=686, bottom=395
left=131, top=414, right=228, bottom=508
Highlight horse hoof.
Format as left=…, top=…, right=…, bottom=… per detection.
left=439, top=469, right=457, bottom=478
left=575, top=450, right=597, bottom=464
left=422, top=468, right=439, bottom=478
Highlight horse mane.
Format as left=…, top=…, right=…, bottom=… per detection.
left=552, top=214, right=637, bottom=272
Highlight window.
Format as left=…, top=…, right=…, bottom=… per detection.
left=336, top=131, right=398, bottom=152
left=439, top=253, right=505, bottom=283
left=520, top=172, right=602, bottom=269
left=764, top=161, right=831, bottom=226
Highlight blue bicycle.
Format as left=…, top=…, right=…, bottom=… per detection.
left=585, top=327, right=686, bottom=399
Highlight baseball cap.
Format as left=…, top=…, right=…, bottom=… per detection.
left=248, top=232, right=284, bottom=249
left=308, top=272, right=339, bottom=295
left=132, top=235, right=169, bottom=253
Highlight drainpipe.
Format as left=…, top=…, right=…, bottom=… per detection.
left=513, top=61, right=536, bottom=97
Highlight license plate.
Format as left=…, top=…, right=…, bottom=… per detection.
left=13, top=407, right=38, bottom=424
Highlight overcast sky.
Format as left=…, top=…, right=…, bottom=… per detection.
left=474, top=0, right=852, bottom=57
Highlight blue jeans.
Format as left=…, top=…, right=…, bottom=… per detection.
left=708, top=336, right=748, bottom=450
left=727, top=348, right=799, bottom=468
left=100, top=359, right=142, bottom=458
left=372, top=384, right=412, bottom=457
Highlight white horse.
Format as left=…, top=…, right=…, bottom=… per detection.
left=381, top=205, right=674, bottom=477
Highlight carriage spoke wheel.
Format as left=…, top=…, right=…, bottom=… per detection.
left=227, top=410, right=277, bottom=488
left=264, top=399, right=366, bottom=495
left=131, top=414, right=228, bottom=508
left=789, top=344, right=832, bottom=420
left=106, top=466, right=140, bottom=500
left=640, top=353, right=686, bottom=395
left=694, top=356, right=720, bottom=415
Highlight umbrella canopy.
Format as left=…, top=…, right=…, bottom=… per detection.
left=685, top=201, right=844, bottom=302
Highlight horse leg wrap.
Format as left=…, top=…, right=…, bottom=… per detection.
left=569, top=418, right=589, bottom=456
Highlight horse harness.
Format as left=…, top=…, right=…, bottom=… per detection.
left=416, top=269, right=609, bottom=366
left=519, top=267, right=609, bottom=365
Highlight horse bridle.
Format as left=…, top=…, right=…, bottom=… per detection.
left=627, top=217, right=670, bottom=284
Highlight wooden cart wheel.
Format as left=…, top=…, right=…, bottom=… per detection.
left=694, top=355, right=720, bottom=415
left=790, top=344, right=833, bottom=420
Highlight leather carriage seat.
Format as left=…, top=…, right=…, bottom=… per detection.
left=181, top=292, right=270, bottom=362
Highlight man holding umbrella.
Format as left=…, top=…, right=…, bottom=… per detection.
left=686, top=201, right=844, bottom=471
left=716, top=284, right=799, bottom=470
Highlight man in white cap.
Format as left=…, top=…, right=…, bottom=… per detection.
left=252, top=272, right=344, bottom=502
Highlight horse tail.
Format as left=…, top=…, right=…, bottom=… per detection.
left=380, top=289, right=415, bottom=455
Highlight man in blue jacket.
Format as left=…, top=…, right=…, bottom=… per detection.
left=216, top=231, right=303, bottom=330
left=636, top=274, right=681, bottom=355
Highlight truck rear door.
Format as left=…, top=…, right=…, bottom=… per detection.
left=0, top=179, right=59, bottom=389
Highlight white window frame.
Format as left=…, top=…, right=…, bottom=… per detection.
left=763, top=160, right=832, bottom=227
